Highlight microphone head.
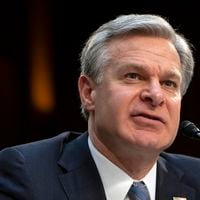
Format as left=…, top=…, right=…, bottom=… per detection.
left=180, top=120, right=200, bottom=140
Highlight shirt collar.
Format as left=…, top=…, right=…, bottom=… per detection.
left=88, top=136, right=157, bottom=200
left=142, top=161, right=157, bottom=200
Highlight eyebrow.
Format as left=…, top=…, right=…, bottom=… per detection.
left=160, top=67, right=182, bottom=82
left=118, top=63, right=182, bottom=80
left=118, top=63, right=147, bottom=73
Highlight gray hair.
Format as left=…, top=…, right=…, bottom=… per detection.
left=80, top=14, right=194, bottom=118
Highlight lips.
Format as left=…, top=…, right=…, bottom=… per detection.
left=131, top=112, right=166, bottom=124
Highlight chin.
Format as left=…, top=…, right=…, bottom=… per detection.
left=141, top=139, right=172, bottom=152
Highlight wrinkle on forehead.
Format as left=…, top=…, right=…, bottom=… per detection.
left=107, top=35, right=181, bottom=67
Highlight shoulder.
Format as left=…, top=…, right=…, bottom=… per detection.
left=159, top=152, right=200, bottom=179
left=0, top=131, right=83, bottom=165
left=0, top=131, right=85, bottom=198
left=160, top=152, right=200, bottom=166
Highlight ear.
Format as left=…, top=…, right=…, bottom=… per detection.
left=78, top=75, right=96, bottom=112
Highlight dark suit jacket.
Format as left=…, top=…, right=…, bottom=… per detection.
left=0, top=131, right=200, bottom=200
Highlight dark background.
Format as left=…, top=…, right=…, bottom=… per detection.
left=0, top=0, right=200, bottom=157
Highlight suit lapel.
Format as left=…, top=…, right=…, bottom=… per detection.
left=57, top=133, right=106, bottom=200
left=56, top=133, right=197, bottom=200
left=156, top=154, right=196, bottom=200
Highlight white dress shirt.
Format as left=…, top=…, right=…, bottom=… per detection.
left=88, top=136, right=157, bottom=200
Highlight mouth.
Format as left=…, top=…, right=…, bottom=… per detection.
left=132, top=112, right=165, bottom=124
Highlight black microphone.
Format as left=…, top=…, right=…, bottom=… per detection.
left=180, top=120, right=200, bottom=140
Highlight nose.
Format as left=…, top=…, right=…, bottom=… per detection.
left=140, top=80, right=165, bottom=107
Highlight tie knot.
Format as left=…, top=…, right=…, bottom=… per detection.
left=128, top=181, right=150, bottom=200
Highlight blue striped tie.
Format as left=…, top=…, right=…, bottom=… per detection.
left=128, top=181, right=150, bottom=200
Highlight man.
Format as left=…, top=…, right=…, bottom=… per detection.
left=0, top=14, right=200, bottom=200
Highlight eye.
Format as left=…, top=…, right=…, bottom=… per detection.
left=125, top=73, right=141, bottom=80
left=161, top=80, right=177, bottom=88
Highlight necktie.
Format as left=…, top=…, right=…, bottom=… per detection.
left=127, top=181, right=150, bottom=200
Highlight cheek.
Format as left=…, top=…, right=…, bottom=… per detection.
left=96, top=87, right=133, bottom=118
left=106, top=88, right=135, bottom=110
left=170, top=96, right=181, bottom=117
left=168, top=97, right=181, bottom=132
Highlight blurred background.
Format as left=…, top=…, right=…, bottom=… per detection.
left=0, top=0, right=200, bottom=157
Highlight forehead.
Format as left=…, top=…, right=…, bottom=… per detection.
left=106, top=35, right=181, bottom=72
left=108, top=35, right=179, bottom=59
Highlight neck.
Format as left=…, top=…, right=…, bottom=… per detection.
left=89, top=132, right=159, bottom=180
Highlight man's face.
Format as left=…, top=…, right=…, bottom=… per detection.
left=85, top=35, right=182, bottom=155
